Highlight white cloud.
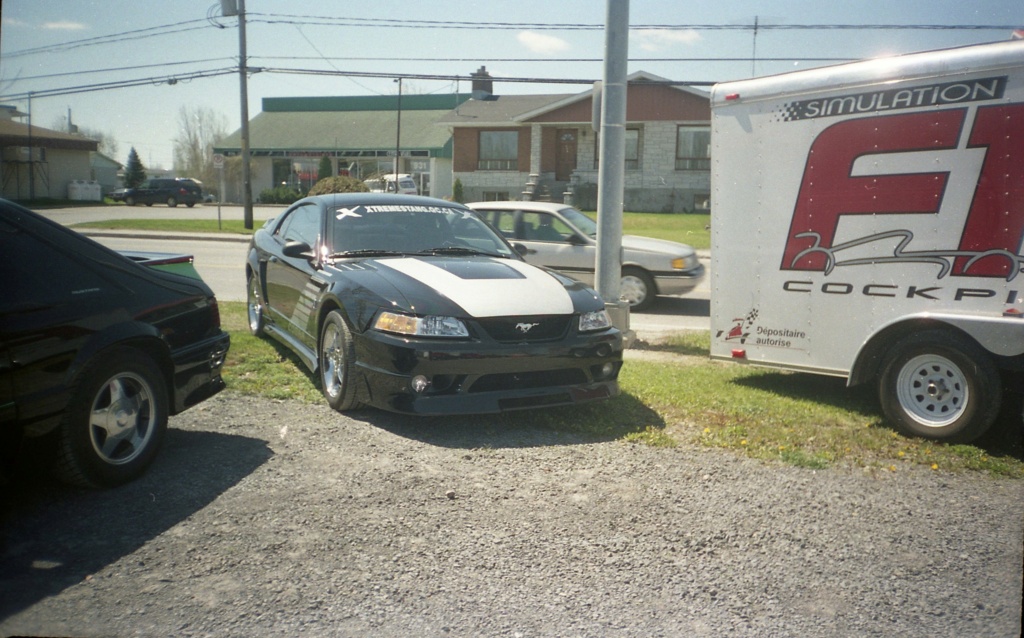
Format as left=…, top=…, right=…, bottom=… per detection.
left=41, top=21, right=88, bottom=31
left=517, top=31, right=571, bottom=55
left=635, top=29, right=701, bottom=52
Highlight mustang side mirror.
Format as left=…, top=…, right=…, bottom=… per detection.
left=512, top=242, right=535, bottom=256
left=283, top=240, right=313, bottom=259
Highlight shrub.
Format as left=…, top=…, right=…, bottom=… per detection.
left=258, top=186, right=301, bottom=205
left=452, top=178, right=465, bottom=203
left=308, top=175, right=369, bottom=196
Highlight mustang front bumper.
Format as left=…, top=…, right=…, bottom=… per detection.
left=352, top=327, right=623, bottom=415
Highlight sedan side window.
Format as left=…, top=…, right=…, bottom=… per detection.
left=522, top=212, right=569, bottom=242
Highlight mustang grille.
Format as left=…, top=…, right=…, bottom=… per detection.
left=470, top=369, right=588, bottom=393
left=476, top=316, right=571, bottom=343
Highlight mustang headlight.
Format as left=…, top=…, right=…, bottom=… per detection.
left=374, top=311, right=469, bottom=338
left=579, top=309, right=612, bottom=332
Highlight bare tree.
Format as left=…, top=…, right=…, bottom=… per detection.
left=49, top=115, right=119, bottom=158
left=173, top=105, right=228, bottom=186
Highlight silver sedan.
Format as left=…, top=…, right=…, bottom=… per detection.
left=467, top=201, right=705, bottom=311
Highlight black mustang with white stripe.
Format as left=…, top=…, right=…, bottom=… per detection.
left=246, top=194, right=622, bottom=415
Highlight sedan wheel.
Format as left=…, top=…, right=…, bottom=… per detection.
left=319, top=311, right=360, bottom=411
left=55, top=347, right=168, bottom=488
left=620, top=267, right=656, bottom=312
left=167, top=196, right=178, bottom=207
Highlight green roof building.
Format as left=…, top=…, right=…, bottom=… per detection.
left=215, top=93, right=471, bottom=200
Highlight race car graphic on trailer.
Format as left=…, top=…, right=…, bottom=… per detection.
left=245, top=193, right=623, bottom=415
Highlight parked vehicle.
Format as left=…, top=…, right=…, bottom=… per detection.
left=0, top=199, right=231, bottom=487
left=709, top=40, right=1024, bottom=442
left=468, top=201, right=705, bottom=311
left=120, top=177, right=202, bottom=207
left=363, top=173, right=418, bottom=195
left=246, top=193, right=622, bottom=415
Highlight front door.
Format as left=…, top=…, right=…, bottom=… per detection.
left=555, top=129, right=578, bottom=182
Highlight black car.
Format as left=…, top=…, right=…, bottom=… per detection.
left=119, top=178, right=202, bottom=207
left=0, top=199, right=230, bottom=487
left=246, top=193, right=622, bottom=415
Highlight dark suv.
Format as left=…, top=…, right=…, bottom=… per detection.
left=121, top=178, right=202, bottom=208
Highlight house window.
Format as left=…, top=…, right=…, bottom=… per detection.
left=676, top=126, right=710, bottom=170
left=593, top=128, right=641, bottom=170
left=478, top=131, right=518, bottom=170
left=481, top=191, right=510, bottom=201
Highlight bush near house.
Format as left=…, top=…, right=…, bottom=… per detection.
left=258, top=186, right=301, bottom=205
left=307, top=175, right=369, bottom=196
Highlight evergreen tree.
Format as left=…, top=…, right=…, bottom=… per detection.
left=124, top=147, right=147, bottom=188
left=317, top=155, right=333, bottom=181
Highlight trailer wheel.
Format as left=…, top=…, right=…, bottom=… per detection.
left=878, top=331, right=1000, bottom=443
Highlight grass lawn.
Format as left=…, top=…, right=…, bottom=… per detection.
left=218, top=302, right=1024, bottom=478
left=73, top=210, right=711, bottom=249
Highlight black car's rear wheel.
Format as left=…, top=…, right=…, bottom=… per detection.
left=55, top=347, right=168, bottom=488
left=319, top=311, right=360, bottom=411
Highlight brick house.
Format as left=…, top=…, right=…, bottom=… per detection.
left=437, top=69, right=711, bottom=213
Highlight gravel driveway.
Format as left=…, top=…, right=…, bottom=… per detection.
left=2, top=393, right=1022, bottom=638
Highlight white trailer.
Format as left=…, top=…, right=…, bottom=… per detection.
left=709, top=40, right=1024, bottom=442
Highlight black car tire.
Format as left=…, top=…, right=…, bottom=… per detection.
left=247, top=273, right=266, bottom=336
left=319, top=310, right=360, bottom=411
left=54, top=346, right=169, bottom=488
left=125, top=196, right=136, bottom=206
left=878, top=330, right=1001, bottom=443
left=186, top=202, right=196, bottom=208
left=620, top=267, right=656, bottom=312
left=167, top=196, right=178, bottom=207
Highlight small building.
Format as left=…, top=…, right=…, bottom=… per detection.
left=0, top=105, right=99, bottom=201
left=215, top=94, right=473, bottom=201
left=89, top=151, right=123, bottom=196
left=437, top=69, right=711, bottom=213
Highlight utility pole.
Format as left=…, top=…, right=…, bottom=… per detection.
left=236, top=0, right=254, bottom=229
left=595, top=0, right=630, bottom=338
left=394, top=77, right=402, bottom=178
left=27, top=92, right=35, bottom=200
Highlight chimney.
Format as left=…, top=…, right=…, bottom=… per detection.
left=471, top=65, right=493, bottom=99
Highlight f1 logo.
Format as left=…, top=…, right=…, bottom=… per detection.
left=781, top=105, right=1024, bottom=279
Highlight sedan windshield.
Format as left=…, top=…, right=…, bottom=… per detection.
left=329, top=204, right=516, bottom=258
left=559, top=207, right=598, bottom=238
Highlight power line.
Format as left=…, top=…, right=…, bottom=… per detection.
left=0, top=67, right=238, bottom=101
left=7, top=58, right=238, bottom=83
left=254, top=55, right=859, bottom=64
left=3, top=16, right=1017, bottom=59
left=247, top=14, right=1018, bottom=32
left=1, top=19, right=221, bottom=58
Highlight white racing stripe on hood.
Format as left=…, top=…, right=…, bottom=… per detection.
left=382, top=257, right=574, bottom=317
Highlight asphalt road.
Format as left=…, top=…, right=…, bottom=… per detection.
left=45, top=204, right=712, bottom=339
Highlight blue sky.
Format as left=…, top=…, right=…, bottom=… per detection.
left=1, top=0, right=1021, bottom=169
